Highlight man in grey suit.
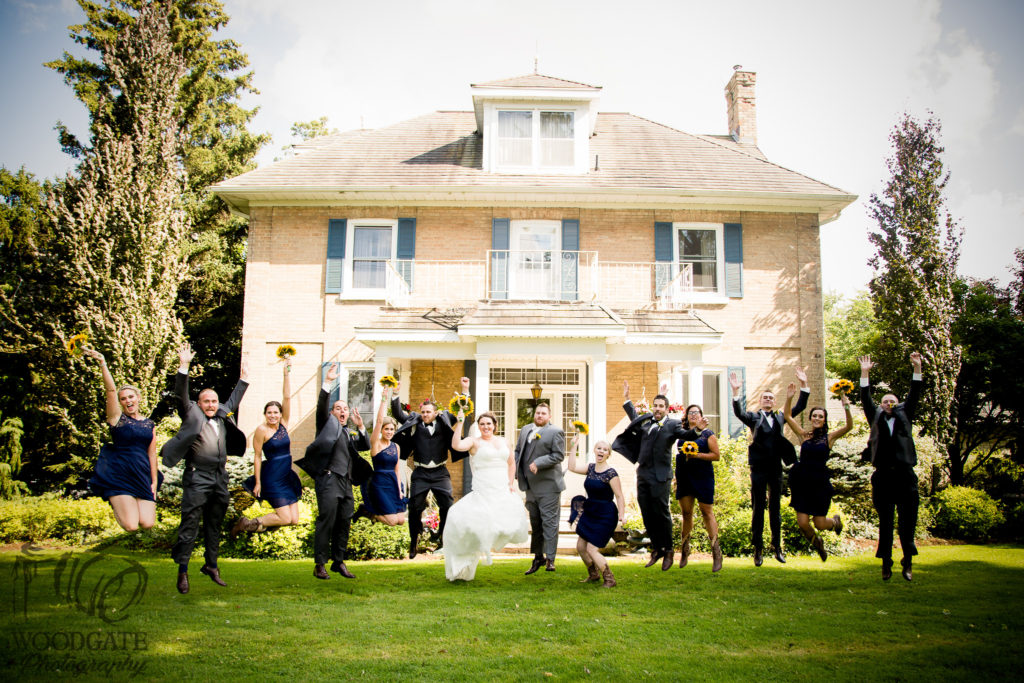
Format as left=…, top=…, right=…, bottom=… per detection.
left=161, top=343, right=248, bottom=594
left=514, top=403, right=566, bottom=574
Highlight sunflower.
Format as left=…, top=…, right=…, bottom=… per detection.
left=378, top=375, right=398, bottom=388
left=829, top=379, right=855, bottom=396
left=448, top=394, right=474, bottom=416
left=276, top=344, right=297, bottom=360
left=681, top=440, right=699, bottom=456
left=66, top=333, right=88, bottom=358
left=571, top=420, right=589, bottom=434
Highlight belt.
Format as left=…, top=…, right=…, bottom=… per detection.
left=413, top=460, right=446, bottom=469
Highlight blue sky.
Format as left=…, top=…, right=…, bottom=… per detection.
left=2, top=0, right=1022, bottom=298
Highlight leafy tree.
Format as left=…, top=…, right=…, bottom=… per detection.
left=0, top=412, right=28, bottom=498
left=1, top=0, right=189, bottom=487
left=277, top=116, right=338, bottom=160
left=47, top=0, right=269, bottom=394
left=867, top=113, right=962, bottom=484
left=823, top=290, right=880, bottom=387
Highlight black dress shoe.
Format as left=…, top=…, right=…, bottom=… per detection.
left=753, top=547, right=764, bottom=567
left=545, top=559, right=556, bottom=572
left=882, top=559, right=893, bottom=581
left=314, top=564, right=330, bottom=580
left=901, top=558, right=913, bottom=582
left=645, top=550, right=662, bottom=568
left=331, top=560, right=355, bottom=579
left=200, top=565, right=226, bottom=586
left=176, top=572, right=189, bottom=594
left=409, top=539, right=418, bottom=560
left=772, top=547, right=786, bottom=564
left=524, top=557, right=544, bottom=575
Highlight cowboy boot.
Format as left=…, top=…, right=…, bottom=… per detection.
left=678, top=537, right=691, bottom=569
left=580, top=562, right=601, bottom=583
left=711, top=538, right=723, bottom=573
left=601, top=565, right=617, bottom=588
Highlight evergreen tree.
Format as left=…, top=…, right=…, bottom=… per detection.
left=867, top=113, right=962, bottom=486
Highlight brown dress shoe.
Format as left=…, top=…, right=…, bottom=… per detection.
left=661, top=551, right=673, bottom=571
left=200, top=565, right=226, bottom=586
left=580, top=563, right=601, bottom=583
left=331, top=560, right=355, bottom=579
left=545, top=559, right=556, bottom=572
left=711, top=539, right=723, bottom=573
left=524, top=557, right=544, bottom=575
left=601, top=565, right=617, bottom=588
left=314, top=564, right=330, bottom=580
left=176, top=571, right=189, bottom=594
left=644, top=550, right=662, bottom=568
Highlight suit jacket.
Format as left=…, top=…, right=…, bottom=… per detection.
left=294, top=388, right=371, bottom=485
left=732, top=390, right=808, bottom=473
left=160, top=371, right=248, bottom=468
left=391, top=398, right=468, bottom=463
left=862, top=379, right=922, bottom=467
left=514, top=423, right=566, bottom=496
left=612, top=402, right=697, bottom=484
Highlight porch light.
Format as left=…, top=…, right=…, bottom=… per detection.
left=530, top=381, right=543, bottom=404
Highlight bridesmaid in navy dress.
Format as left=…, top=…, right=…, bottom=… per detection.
left=675, top=405, right=722, bottom=572
left=782, top=382, right=853, bottom=561
left=83, top=348, right=159, bottom=532
left=356, top=384, right=406, bottom=526
left=234, top=357, right=302, bottom=536
left=567, top=433, right=625, bottom=588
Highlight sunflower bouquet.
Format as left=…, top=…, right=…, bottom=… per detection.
left=448, top=394, right=474, bottom=416
left=66, top=333, right=88, bottom=358
left=829, top=378, right=855, bottom=397
left=571, top=420, right=589, bottom=434
left=680, top=440, right=699, bottom=457
left=276, top=344, right=297, bottom=360
left=379, top=375, right=398, bottom=389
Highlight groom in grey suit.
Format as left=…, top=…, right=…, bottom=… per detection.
left=514, top=403, right=566, bottom=574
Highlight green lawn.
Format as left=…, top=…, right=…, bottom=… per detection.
left=1, top=545, right=1022, bottom=681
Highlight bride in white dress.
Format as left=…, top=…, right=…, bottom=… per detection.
left=444, top=410, right=529, bottom=581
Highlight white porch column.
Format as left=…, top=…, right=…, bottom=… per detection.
left=688, top=365, right=704, bottom=410
left=474, top=354, right=490, bottom=435
left=588, top=353, right=608, bottom=462
left=372, top=357, right=390, bottom=426
left=671, top=366, right=686, bottom=407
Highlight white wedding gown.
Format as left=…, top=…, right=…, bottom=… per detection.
left=443, top=440, right=529, bottom=581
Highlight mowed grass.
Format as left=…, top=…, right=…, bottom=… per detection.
left=1, top=545, right=1022, bottom=681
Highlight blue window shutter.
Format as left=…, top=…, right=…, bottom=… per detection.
left=654, top=221, right=673, bottom=296
left=321, top=362, right=340, bottom=406
left=396, top=218, right=416, bottom=288
left=560, top=219, right=579, bottom=301
left=724, top=222, right=743, bottom=297
left=325, top=219, right=347, bottom=294
left=727, top=365, right=745, bottom=438
left=490, top=218, right=510, bottom=300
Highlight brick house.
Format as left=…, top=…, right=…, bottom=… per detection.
left=213, top=69, right=856, bottom=502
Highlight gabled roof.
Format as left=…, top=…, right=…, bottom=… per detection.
left=213, top=111, right=855, bottom=222
left=470, top=73, right=601, bottom=90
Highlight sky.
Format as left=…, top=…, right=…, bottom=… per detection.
left=2, top=0, right=1022, bottom=299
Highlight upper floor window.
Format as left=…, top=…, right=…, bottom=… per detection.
left=346, top=219, right=396, bottom=298
left=674, top=222, right=725, bottom=297
left=495, top=109, right=576, bottom=171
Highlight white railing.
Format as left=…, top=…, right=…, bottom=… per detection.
left=383, top=255, right=692, bottom=309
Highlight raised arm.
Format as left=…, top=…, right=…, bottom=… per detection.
left=451, top=410, right=475, bottom=452
left=391, top=380, right=411, bottom=424
left=828, top=393, right=854, bottom=447
left=84, top=348, right=120, bottom=426
left=782, top=383, right=806, bottom=440
left=175, top=343, right=194, bottom=418
left=790, top=367, right=809, bottom=417
left=317, top=363, right=339, bottom=433
left=729, top=371, right=757, bottom=429
left=565, top=433, right=588, bottom=475
left=280, top=357, right=291, bottom=427
left=904, top=351, right=923, bottom=422
left=859, top=355, right=877, bottom=423
left=622, top=380, right=638, bottom=420
left=221, top=356, right=250, bottom=416
left=371, top=386, right=391, bottom=452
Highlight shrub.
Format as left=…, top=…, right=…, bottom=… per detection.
left=1000, top=501, right=1024, bottom=540
left=347, top=518, right=408, bottom=560
left=716, top=508, right=754, bottom=557
left=225, top=499, right=315, bottom=560
left=931, top=486, right=1004, bottom=540
left=0, top=495, right=121, bottom=543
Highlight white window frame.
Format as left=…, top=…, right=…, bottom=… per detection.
left=339, top=362, right=376, bottom=428
left=682, top=368, right=726, bottom=436
left=508, top=219, right=561, bottom=300
left=673, top=222, right=728, bottom=303
left=341, top=219, right=398, bottom=300
left=485, top=103, right=586, bottom=174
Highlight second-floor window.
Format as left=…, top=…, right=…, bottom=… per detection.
left=675, top=223, right=725, bottom=295
left=497, top=110, right=575, bottom=170
left=352, top=225, right=392, bottom=289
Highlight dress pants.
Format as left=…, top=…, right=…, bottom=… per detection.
left=872, top=465, right=919, bottom=561
left=750, top=469, right=782, bottom=550
left=525, top=489, right=561, bottom=560
left=172, top=468, right=229, bottom=567
left=407, top=467, right=455, bottom=544
left=314, top=472, right=354, bottom=565
left=637, top=476, right=673, bottom=553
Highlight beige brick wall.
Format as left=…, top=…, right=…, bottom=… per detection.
left=237, top=205, right=826, bottom=479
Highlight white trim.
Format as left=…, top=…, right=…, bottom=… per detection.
left=483, top=102, right=589, bottom=174
left=339, top=218, right=398, bottom=300
left=672, top=222, right=725, bottom=301
left=458, top=324, right=626, bottom=338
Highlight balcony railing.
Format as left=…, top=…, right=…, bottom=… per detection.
left=382, top=253, right=692, bottom=310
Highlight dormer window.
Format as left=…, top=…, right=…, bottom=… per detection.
left=496, top=109, right=576, bottom=170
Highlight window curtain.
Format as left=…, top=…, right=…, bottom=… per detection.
left=353, top=227, right=391, bottom=288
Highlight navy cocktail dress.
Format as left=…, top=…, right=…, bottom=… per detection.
left=361, top=442, right=407, bottom=515
left=89, top=414, right=160, bottom=501
left=570, top=465, right=620, bottom=547
left=788, top=435, right=833, bottom=516
left=675, top=428, right=716, bottom=504
left=244, top=424, right=302, bottom=508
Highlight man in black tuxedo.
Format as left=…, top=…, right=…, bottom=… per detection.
left=161, top=344, right=248, bottom=594
left=730, top=367, right=809, bottom=566
left=294, top=362, right=369, bottom=580
left=612, top=381, right=699, bottom=570
left=860, top=352, right=923, bottom=581
left=391, top=378, right=469, bottom=559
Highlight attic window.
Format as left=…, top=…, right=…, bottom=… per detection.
left=496, top=109, right=575, bottom=170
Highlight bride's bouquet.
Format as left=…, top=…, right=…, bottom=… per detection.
left=449, top=394, right=474, bottom=416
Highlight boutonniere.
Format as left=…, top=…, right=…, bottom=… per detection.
left=532, top=430, right=543, bottom=441
left=349, top=430, right=359, bottom=438
left=226, top=411, right=234, bottom=418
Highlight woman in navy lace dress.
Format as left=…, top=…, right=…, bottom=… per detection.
left=675, top=405, right=723, bottom=572
left=567, top=433, right=625, bottom=587
left=83, top=348, right=159, bottom=532
left=782, top=383, right=853, bottom=561
left=234, top=357, right=303, bottom=536
left=355, top=384, right=406, bottom=526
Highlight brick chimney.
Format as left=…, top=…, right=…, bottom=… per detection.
left=725, top=66, right=757, bottom=145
